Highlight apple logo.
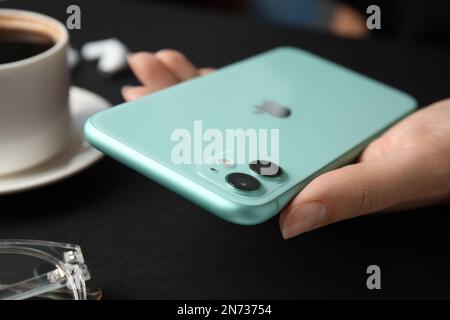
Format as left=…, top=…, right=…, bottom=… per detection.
left=255, top=100, right=291, bottom=118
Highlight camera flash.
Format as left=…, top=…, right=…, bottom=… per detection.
left=217, top=159, right=235, bottom=168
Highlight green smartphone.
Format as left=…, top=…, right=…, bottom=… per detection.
left=84, top=47, right=417, bottom=225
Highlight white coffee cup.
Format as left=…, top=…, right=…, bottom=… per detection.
left=0, top=9, right=71, bottom=175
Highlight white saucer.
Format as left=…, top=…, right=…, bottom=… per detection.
left=0, top=86, right=111, bottom=195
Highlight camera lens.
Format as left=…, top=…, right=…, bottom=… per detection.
left=226, top=173, right=261, bottom=191
left=249, top=160, right=282, bottom=177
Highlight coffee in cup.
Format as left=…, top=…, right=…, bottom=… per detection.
left=0, top=29, right=55, bottom=64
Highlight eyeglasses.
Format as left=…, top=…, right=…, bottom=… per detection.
left=0, top=239, right=100, bottom=300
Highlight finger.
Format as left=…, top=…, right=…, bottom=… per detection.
left=155, top=49, right=199, bottom=81
left=199, top=68, right=215, bottom=76
left=127, top=52, right=179, bottom=91
left=121, top=85, right=153, bottom=101
left=279, top=150, right=428, bottom=239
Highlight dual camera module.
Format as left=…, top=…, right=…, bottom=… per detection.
left=225, top=160, right=283, bottom=192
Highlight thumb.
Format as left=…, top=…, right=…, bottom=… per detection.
left=279, top=151, right=422, bottom=239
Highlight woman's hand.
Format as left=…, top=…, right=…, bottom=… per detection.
left=279, top=98, right=450, bottom=238
left=124, top=50, right=450, bottom=239
left=122, top=50, right=213, bottom=101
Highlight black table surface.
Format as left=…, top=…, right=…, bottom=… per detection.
left=1, top=0, right=450, bottom=299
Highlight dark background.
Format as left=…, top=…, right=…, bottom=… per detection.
left=0, top=0, right=449, bottom=299
left=148, top=0, right=450, bottom=48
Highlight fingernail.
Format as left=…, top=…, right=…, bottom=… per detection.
left=281, top=202, right=327, bottom=239
left=127, top=52, right=138, bottom=63
left=121, top=85, right=133, bottom=95
left=127, top=52, right=152, bottom=61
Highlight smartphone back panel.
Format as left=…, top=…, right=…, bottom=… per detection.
left=85, top=47, right=417, bottom=224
